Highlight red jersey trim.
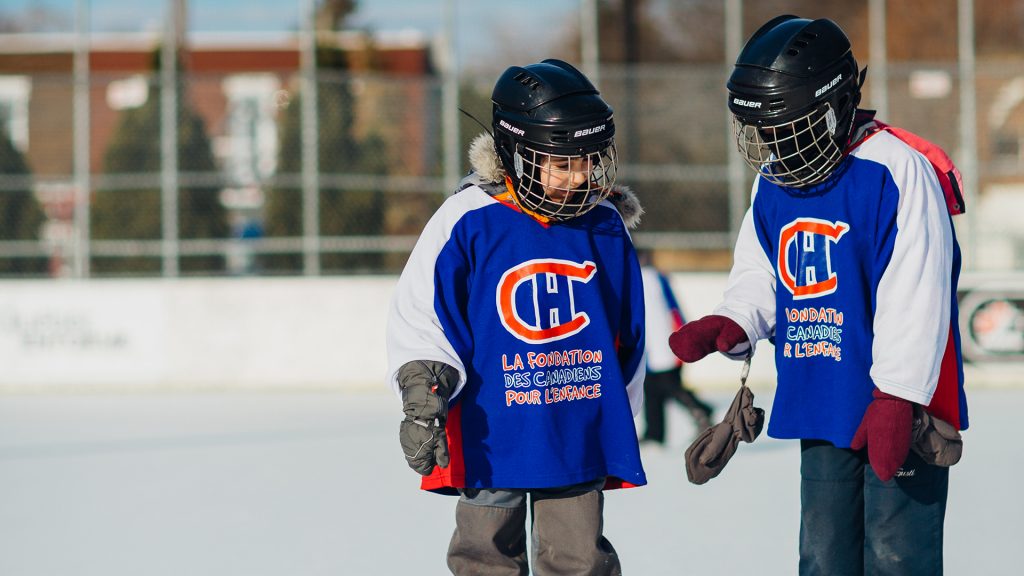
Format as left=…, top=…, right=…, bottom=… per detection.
left=926, top=324, right=963, bottom=429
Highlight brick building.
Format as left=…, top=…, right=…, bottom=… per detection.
left=0, top=30, right=433, bottom=175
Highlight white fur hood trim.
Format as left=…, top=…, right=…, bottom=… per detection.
left=467, top=133, right=643, bottom=229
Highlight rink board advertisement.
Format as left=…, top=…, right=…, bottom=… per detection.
left=0, top=278, right=393, bottom=388
left=958, top=273, right=1024, bottom=365
left=0, top=273, right=1020, bottom=389
left=0, top=283, right=166, bottom=386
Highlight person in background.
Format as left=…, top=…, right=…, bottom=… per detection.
left=639, top=250, right=714, bottom=445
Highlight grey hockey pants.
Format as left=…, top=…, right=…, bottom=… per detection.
left=447, top=480, right=621, bottom=576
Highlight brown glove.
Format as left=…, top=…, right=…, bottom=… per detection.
left=684, top=383, right=764, bottom=485
left=911, top=406, right=963, bottom=467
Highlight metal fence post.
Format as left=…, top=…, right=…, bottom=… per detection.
left=580, top=0, right=600, bottom=88
left=72, top=0, right=91, bottom=278
left=160, top=0, right=181, bottom=277
left=868, top=0, right=889, bottom=120
left=441, top=0, right=460, bottom=196
left=958, top=0, right=979, bottom=269
left=725, top=0, right=745, bottom=242
left=300, top=0, right=320, bottom=275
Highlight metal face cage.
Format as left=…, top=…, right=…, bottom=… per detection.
left=510, top=142, right=617, bottom=221
left=733, top=102, right=845, bottom=189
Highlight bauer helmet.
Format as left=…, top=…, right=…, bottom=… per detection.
left=728, top=15, right=863, bottom=188
left=491, top=59, right=617, bottom=221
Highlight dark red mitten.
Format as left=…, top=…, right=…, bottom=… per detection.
left=668, top=315, right=748, bottom=363
left=850, top=388, right=914, bottom=482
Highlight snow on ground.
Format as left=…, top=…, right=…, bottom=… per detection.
left=0, top=386, right=1019, bottom=575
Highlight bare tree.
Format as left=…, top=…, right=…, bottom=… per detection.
left=316, top=0, right=358, bottom=31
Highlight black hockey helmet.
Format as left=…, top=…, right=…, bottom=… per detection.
left=491, top=59, right=617, bottom=221
left=728, top=15, right=864, bottom=188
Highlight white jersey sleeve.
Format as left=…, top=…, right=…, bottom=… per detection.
left=385, top=189, right=495, bottom=398
left=714, top=179, right=777, bottom=359
left=858, top=137, right=954, bottom=404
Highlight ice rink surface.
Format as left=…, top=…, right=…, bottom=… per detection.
left=0, top=386, right=1019, bottom=575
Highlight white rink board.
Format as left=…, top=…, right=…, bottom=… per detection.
left=0, top=282, right=168, bottom=386
left=0, top=274, right=766, bottom=390
left=0, top=273, right=1018, bottom=389
left=0, top=278, right=396, bottom=389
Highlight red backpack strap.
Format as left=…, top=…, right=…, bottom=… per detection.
left=873, top=120, right=966, bottom=216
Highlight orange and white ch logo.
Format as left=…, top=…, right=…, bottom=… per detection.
left=777, top=218, right=850, bottom=300
left=496, top=259, right=597, bottom=344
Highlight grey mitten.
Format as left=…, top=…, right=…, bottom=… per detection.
left=683, top=355, right=763, bottom=485
left=398, top=360, right=459, bottom=476
left=684, top=384, right=764, bottom=485
left=910, top=406, right=963, bottom=467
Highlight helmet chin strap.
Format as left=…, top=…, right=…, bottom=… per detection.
left=500, top=176, right=552, bottom=224
left=838, top=69, right=867, bottom=149
left=513, top=150, right=525, bottom=179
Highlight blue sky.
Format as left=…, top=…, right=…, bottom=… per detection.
left=0, top=0, right=579, bottom=64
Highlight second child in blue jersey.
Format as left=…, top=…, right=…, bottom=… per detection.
left=387, top=59, right=646, bottom=575
left=670, top=16, right=967, bottom=576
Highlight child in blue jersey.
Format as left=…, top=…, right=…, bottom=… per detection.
left=670, top=16, right=967, bottom=575
left=387, top=59, right=646, bottom=575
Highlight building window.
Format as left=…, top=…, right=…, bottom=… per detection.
left=219, top=74, right=281, bottom=186
left=0, top=75, right=32, bottom=151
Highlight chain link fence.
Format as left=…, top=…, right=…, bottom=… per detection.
left=0, top=57, right=744, bottom=278
left=2, top=37, right=1024, bottom=276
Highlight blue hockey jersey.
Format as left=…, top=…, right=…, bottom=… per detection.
left=714, top=128, right=968, bottom=448
left=387, top=180, right=647, bottom=492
